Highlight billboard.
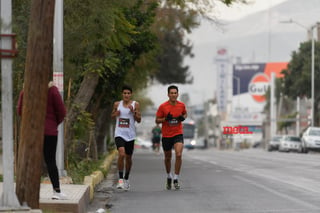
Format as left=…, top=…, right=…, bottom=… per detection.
left=233, top=62, right=288, bottom=103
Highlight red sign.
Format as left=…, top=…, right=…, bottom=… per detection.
left=222, top=125, right=253, bottom=135
left=217, top=48, right=227, bottom=55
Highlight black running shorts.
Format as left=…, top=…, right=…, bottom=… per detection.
left=115, top=137, right=135, bottom=155
left=162, top=134, right=184, bottom=151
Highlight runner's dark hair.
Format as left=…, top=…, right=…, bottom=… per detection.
left=167, top=85, right=178, bottom=93
left=122, top=85, right=132, bottom=93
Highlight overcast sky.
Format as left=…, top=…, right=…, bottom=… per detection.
left=215, top=0, right=288, bottom=21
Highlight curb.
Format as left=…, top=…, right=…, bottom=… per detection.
left=83, top=149, right=117, bottom=200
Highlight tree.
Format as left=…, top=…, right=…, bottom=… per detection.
left=281, top=40, right=320, bottom=126
left=278, top=112, right=298, bottom=134
left=12, top=0, right=30, bottom=101
left=15, top=0, right=55, bottom=208
left=153, top=5, right=196, bottom=84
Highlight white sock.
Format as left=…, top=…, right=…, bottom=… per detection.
left=167, top=173, right=172, bottom=179
left=173, top=174, right=179, bottom=180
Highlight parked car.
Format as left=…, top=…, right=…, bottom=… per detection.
left=301, top=127, right=320, bottom=153
left=278, top=135, right=302, bottom=152
left=267, top=135, right=283, bottom=151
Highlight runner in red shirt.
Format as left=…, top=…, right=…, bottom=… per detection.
left=156, top=85, right=187, bottom=190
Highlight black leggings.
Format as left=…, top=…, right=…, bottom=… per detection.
left=43, top=135, right=60, bottom=190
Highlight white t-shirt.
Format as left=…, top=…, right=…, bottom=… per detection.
left=114, top=100, right=136, bottom=141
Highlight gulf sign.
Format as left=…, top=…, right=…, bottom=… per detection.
left=233, top=63, right=288, bottom=103
left=249, top=73, right=269, bottom=102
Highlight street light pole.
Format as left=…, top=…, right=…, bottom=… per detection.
left=53, top=0, right=66, bottom=177
left=311, top=25, right=315, bottom=126
left=0, top=0, right=21, bottom=208
left=279, top=19, right=311, bottom=39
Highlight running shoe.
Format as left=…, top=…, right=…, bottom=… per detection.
left=124, top=179, right=130, bottom=191
left=166, top=178, right=172, bottom=190
left=173, top=179, right=180, bottom=190
left=52, top=191, right=68, bottom=200
left=116, top=179, right=124, bottom=189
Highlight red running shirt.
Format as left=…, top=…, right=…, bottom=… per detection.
left=156, top=101, right=187, bottom=137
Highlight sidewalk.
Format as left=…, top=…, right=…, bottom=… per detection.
left=0, top=150, right=117, bottom=213
left=0, top=183, right=89, bottom=213
left=39, top=183, right=90, bottom=213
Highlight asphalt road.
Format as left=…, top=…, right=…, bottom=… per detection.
left=88, top=148, right=320, bottom=213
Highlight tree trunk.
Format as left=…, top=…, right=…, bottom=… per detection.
left=15, top=0, right=55, bottom=208
left=95, top=106, right=113, bottom=154
left=88, top=88, right=114, bottom=155
left=87, top=129, right=98, bottom=160
left=64, top=72, right=100, bottom=163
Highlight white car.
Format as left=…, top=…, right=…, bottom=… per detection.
left=301, top=127, right=320, bottom=153
left=278, top=135, right=302, bottom=153
left=267, top=135, right=283, bottom=151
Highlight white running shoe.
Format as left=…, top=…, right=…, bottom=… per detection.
left=124, top=179, right=130, bottom=191
left=116, top=179, right=124, bottom=189
left=52, top=191, right=68, bottom=200
left=173, top=179, right=180, bottom=190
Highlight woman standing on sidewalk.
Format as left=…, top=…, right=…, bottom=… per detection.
left=111, top=85, right=141, bottom=191
left=17, top=81, right=67, bottom=200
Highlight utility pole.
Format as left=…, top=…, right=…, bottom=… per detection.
left=15, top=0, right=56, bottom=208
left=0, top=0, right=21, bottom=209
left=53, top=0, right=66, bottom=177
left=310, top=22, right=320, bottom=126
left=311, top=25, right=315, bottom=126
left=270, top=72, right=276, bottom=138
left=296, top=97, right=300, bottom=136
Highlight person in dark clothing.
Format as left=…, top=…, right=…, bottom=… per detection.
left=151, top=124, right=161, bottom=152
left=17, top=81, right=67, bottom=200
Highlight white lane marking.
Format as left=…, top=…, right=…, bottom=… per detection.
left=234, top=175, right=320, bottom=210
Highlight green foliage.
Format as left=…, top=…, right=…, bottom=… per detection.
left=64, top=0, right=158, bottom=94
left=68, top=156, right=105, bottom=184
left=278, top=112, right=298, bottom=134
left=64, top=0, right=128, bottom=80
left=153, top=2, right=198, bottom=84
left=155, top=28, right=194, bottom=84
left=122, top=0, right=159, bottom=90
left=82, top=55, right=120, bottom=78
left=281, top=41, right=315, bottom=98
left=72, top=106, right=95, bottom=140
left=280, top=40, right=320, bottom=125
left=12, top=0, right=30, bottom=103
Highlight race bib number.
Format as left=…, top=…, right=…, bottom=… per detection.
left=119, top=118, right=130, bottom=128
left=168, top=118, right=179, bottom=126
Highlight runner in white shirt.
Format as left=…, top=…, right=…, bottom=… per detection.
left=111, top=85, right=141, bottom=191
